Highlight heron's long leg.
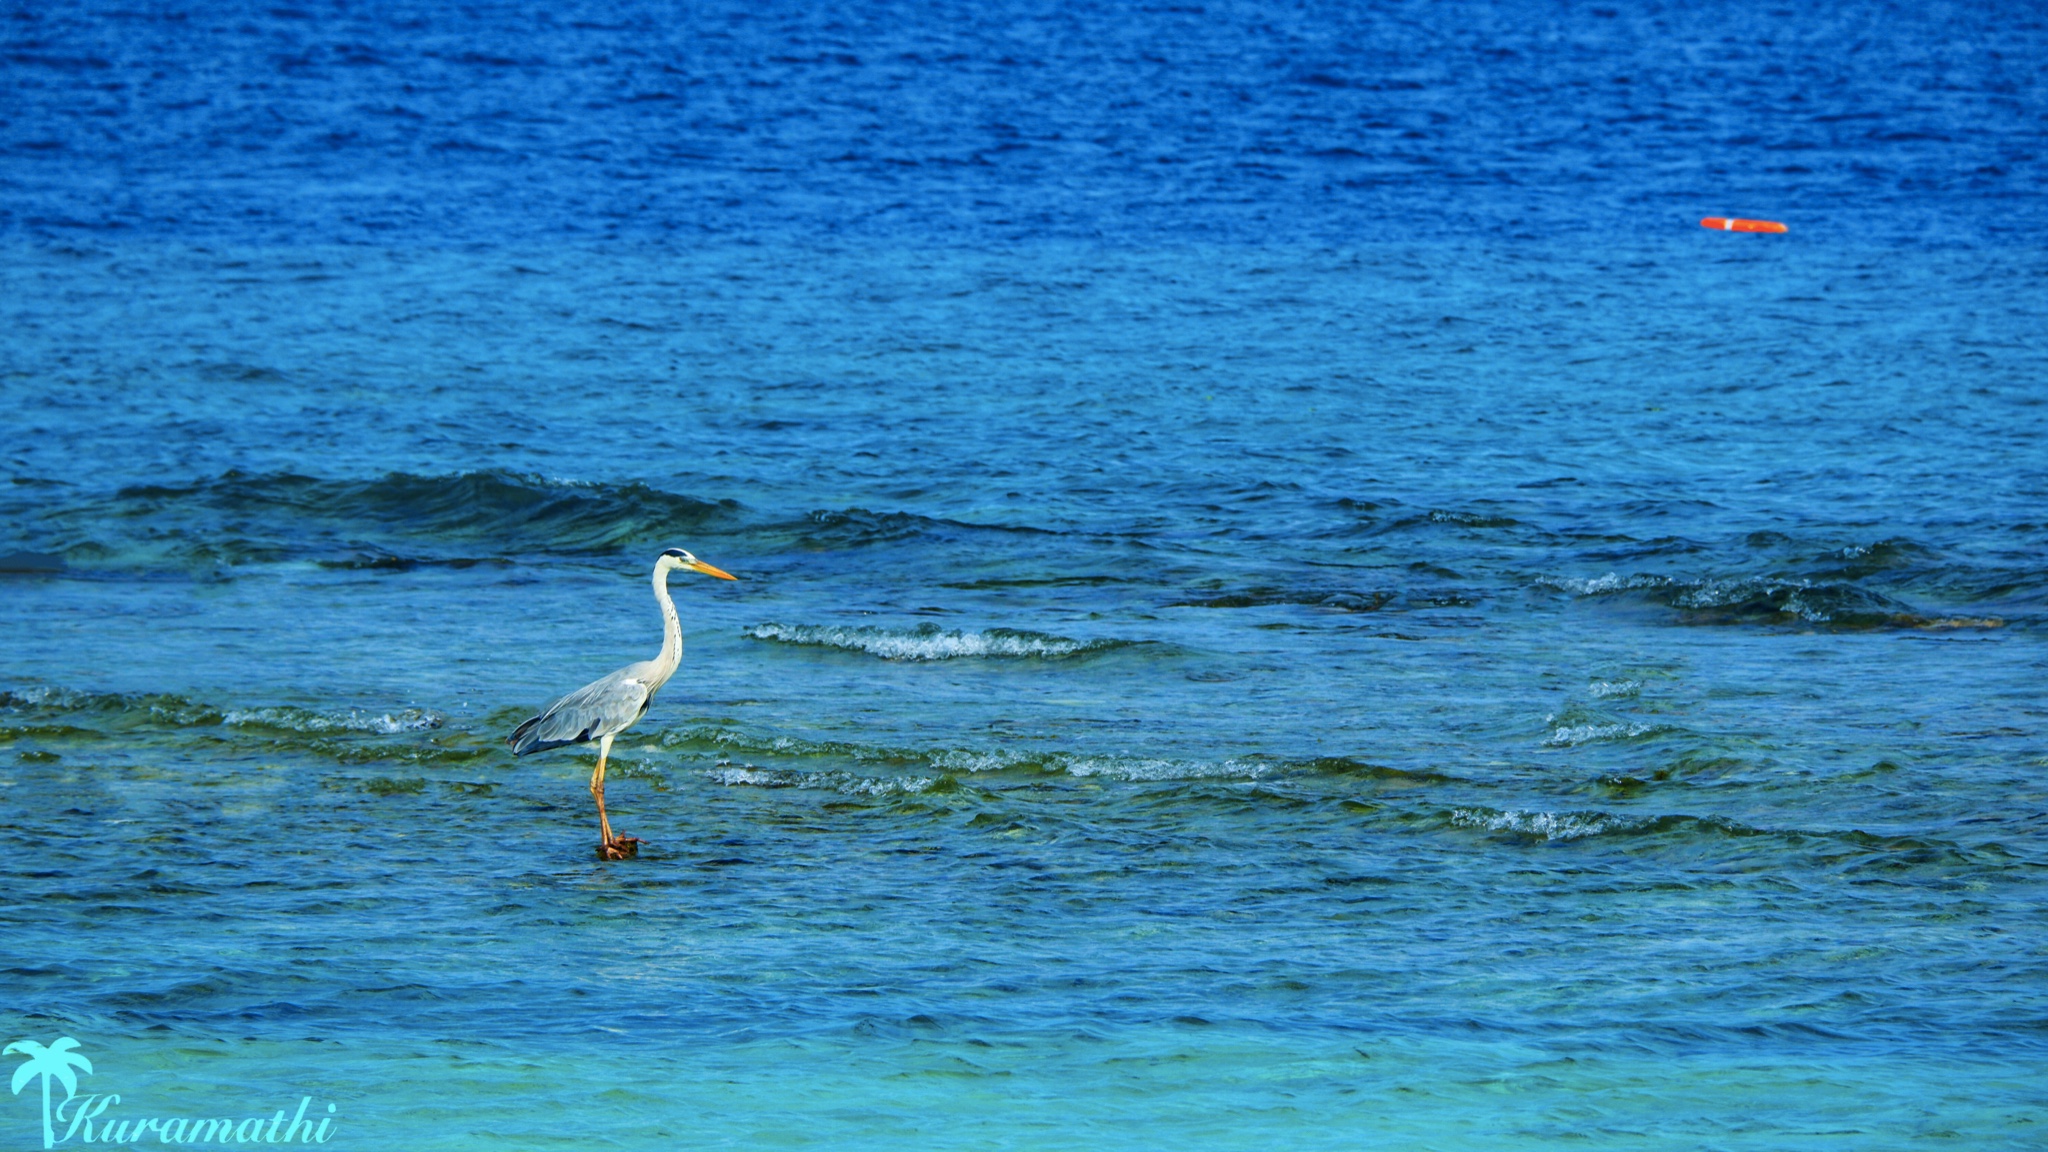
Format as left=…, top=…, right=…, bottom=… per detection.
left=590, top=733, right=616, bottom=847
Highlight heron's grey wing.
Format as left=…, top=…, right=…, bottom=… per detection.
left=508, top=671, right=651, bottom=755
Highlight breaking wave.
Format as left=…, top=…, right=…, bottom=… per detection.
left=0, top=686, right=465, bottom=765
left=1440, top=804, right=1986, bottom=869
left=1542, top=571, right=2004, bottom=630
left=706, top=765, right=945, bottom=796
left=222, top=706, right=444, bottom=735
left=2, top=687, right=443, bottom=734
left=1547, top=720, right=1672, bottom=747
left=1450, top=807, right=1656, bottom=841
left=743, top=622, right=1132, bottom=661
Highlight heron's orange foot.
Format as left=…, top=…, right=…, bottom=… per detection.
left=597, top=836, right=642, bottom=860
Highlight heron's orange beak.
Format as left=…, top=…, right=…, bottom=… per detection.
left=687, top=559, right=738, bottom=581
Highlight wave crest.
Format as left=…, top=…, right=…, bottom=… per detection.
left=222, top=705, right=444, bottom=735
left=1541, top=571, right=2001, bottom=630
left=21, top=469, right=738, bottom=570
left=1451, top=807, right=1650, bottom=841
left=707, top=765, right=942, bottom=796
left=783, top=507, right=1056, bottom=548
left=743, top=622, right=1129, bottom=661
left=1547, top=720, right=1670, bottom=746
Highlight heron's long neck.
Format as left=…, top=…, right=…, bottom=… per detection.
left=652, top=565, right=683, bottom=685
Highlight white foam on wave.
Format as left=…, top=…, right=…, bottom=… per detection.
left=744, top=622, right=1109, bottom=661
left=707, top=765, right=936, bottom=796
left=1671, top=577, right=1773, bottom=611
left=1541, top=572, right=1673, bottom=595
left=1670, top=578, right=1847, bottom=620
left=1547, top=721, right=1663, bottom=746
left=222, top=706, right=444, bottom=735
left=0, top=685, right=86, bottom=709
left=1451, top=807, right=1646, bottom=841
left=928, top=747, right=1036, bottom=773
left=1055, top=755, right=1269, bottom=782
left=1589, top=679, right=1641, bottom=698
left=1672, top=576, right=1910, bottom=624
left=925, top=746, right=1266, bottom=781
left=1544, top=571, right=1864, bottom=622
left=2, top=685, right=448, bottom=735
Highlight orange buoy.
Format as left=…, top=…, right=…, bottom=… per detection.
left=1701, top=216, right=1787, bottom=233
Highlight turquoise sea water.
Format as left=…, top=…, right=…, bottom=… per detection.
left=5, top=3, right=2047, bottom=1149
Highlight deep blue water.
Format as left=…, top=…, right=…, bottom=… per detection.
left=3, top=3, right=2046, bottom=1149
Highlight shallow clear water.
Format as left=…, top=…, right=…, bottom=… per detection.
left=3, top=2, right=2047, bottom=1149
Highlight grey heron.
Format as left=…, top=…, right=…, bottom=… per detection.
left=509, top=548, right=737, bottom=858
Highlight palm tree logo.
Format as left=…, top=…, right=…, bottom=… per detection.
left=5, top=1037, right=92, bottom=1150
